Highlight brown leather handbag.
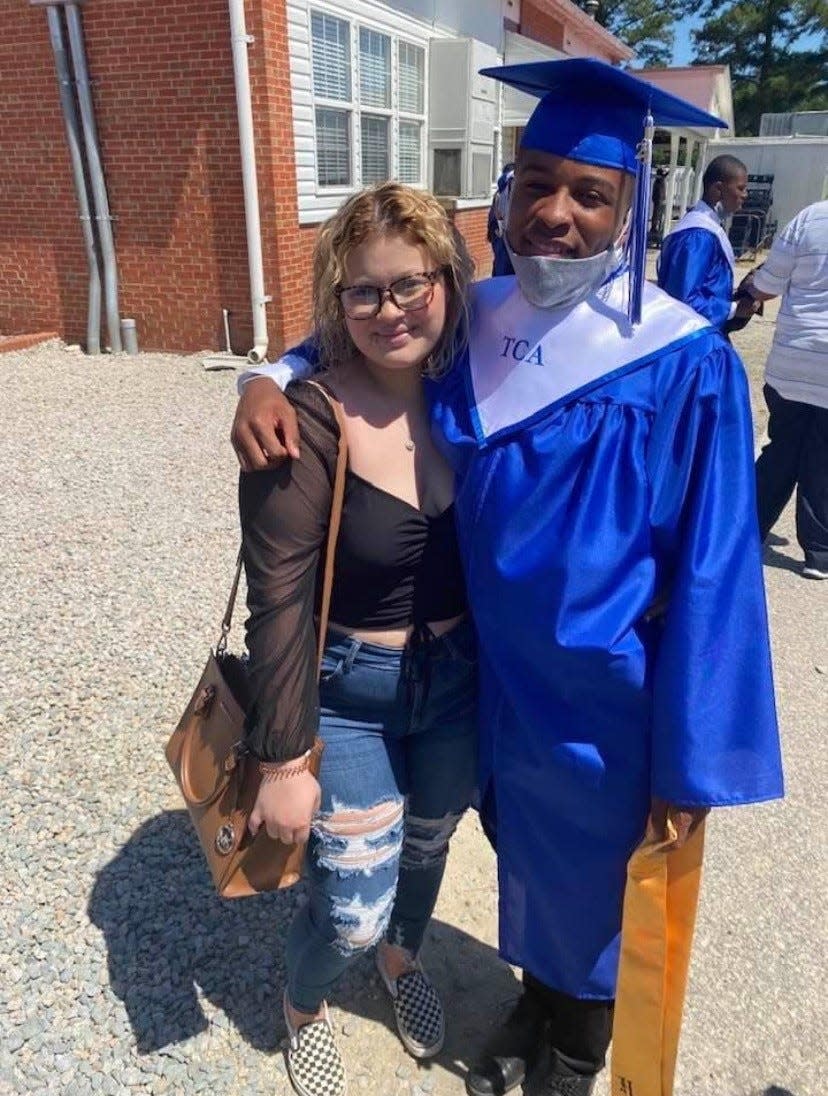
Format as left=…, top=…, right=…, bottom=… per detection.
left=165, top=382, right=348, bottom=898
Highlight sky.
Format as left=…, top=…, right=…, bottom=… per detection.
left=671, top=15, right=824, bottom=66
left=672, top=15, right=701, bottom=65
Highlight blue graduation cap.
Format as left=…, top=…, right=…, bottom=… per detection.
left=479, top=58, right=728, bottom=322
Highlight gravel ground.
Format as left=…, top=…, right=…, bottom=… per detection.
left=1, top=285, right=825, bottom=1096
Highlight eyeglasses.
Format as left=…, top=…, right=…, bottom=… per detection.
left=336, top=270, right=442, bottom=320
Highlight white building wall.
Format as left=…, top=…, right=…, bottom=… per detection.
left=705, top=138, right=828, bottom=235
left=502, top=30, right=565, bottom=127
left=418, top=0, right=506, bottom=49
left=760, top=111, right=828, bottom=138
left=286, top=0, right=506, bottom=223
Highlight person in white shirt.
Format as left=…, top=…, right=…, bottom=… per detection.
left=747, top=199, right=828, bottom=579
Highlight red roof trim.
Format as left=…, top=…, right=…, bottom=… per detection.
left=527, top=0, right=635, bottom=62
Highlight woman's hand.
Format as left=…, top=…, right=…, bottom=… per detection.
left=248, top=770, right=321, bottom=846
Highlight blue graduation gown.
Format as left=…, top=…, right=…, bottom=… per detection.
left=491, top=235, right=515, bottom=277
left=657, top=207, right=735, bottom=329
left=431, top=273, right=783, bottom=999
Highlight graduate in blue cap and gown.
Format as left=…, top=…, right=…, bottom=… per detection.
left=488, top=163, right=516, bottom=277
left=230, top=59, right=784, bottom=1096
left=657, top=153, right=757, bottom=331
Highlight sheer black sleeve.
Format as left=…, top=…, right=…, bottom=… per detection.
left=239, top=381, right=339, bottom=762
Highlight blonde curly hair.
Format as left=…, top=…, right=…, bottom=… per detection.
left=311, top=182, right=474, bottom=378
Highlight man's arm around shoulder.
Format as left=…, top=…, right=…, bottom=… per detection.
left=231, top=342, right=320, bottom=470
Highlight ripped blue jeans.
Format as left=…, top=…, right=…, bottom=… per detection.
left=285, top=617, right=478, bottom=1014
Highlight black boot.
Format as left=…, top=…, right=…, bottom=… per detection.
left=523, top=1047, right=598, bottom=1096
left=465, top=984, right=547, bottom=1096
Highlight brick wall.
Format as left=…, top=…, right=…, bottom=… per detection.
left=0, top=0, right=276, bottom=353
left=0, top=1, right=494, bottom=355
left=250, top=0, right=314, bottom=352
left=452, top=208, right=494, bottom=280
left=0, top=3, right=76, bottom=341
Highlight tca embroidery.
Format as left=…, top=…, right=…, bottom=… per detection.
left=500, top=335, right=544, bottom=365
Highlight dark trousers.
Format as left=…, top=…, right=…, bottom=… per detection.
left=755, top=384, right=828, bottom=571
left=482, top=787, right=613, bottom=1076
left=524, top=972, right=613, bottom=1076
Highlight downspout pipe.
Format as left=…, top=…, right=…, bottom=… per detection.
left=228, top=0, right=270, bottom=364
left=64, top=3, right=122, bottom=352
left=45, top=5, right=101, bottom=354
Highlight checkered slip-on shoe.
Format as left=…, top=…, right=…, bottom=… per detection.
left=376, top=952, right=445, bottom=1059
left=283, top=994, right=347, bottom=1096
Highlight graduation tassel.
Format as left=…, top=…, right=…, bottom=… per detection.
left=628, top=110, right=655, bottom=325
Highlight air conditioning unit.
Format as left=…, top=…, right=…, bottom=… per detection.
left=428, top=37, right=500, bottom=199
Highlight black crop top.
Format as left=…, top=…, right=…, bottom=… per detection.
left=239, top=380, right=467, bottom=762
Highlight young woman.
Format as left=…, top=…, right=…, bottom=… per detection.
left=239, top=183, right=477, bottom=1096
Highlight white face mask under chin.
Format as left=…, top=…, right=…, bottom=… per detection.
left=503, top=186, right=627, bottom=310
left=504, top=240, right=623, bottom=310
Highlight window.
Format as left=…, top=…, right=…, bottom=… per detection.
left=361, top=115, right=390, bottom=183
left=311, top=11, right=353, bottom=187
left=398, top=41, right=424, bottom=114
left=397, top=40, right=424, bottom=185
left=472, top=150, right=492, bottom=198
left=398, top=120, right=421, bottom=185
left=311, top=12, right=351, bottom=101
left=358, top=29, right=391, bottom=183
left=359, top=28, right=391, bottom=109
left=316, top=108, right=351, bottom=186
left=433, top=149, right=461, bottom=197
left=309, top=8, right=426, bottom=191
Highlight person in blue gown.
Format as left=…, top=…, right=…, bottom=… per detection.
left=488, top=163, right=516, bottom=277
left=230, top=60, right=784, bottom=1096
left=658, top=154, right=758, bottom=331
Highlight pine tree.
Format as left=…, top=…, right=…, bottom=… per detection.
left=598, top=0, right=694, bottom=67
left=692, top=0, right=828, bottom=134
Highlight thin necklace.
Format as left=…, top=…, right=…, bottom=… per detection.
left=361, top=365, right=420, bottom=451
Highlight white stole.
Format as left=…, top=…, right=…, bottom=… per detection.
left=467, top=274, right=708, bottom=441
left=669, top=201, right=737, bottom=277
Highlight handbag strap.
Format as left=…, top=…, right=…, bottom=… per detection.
left=217, top=380, right=349, bottom=685
left=216, top=548, right=244, bottom=655
left=305, top=381, right=348, bottom=679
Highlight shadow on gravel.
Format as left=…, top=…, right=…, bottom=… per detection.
left=762, top=545, right=803, bottom=575
left=89, top=809, right=518, bottom=1079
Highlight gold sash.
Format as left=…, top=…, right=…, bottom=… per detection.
left=611, top=817, right=706, bottom=1096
